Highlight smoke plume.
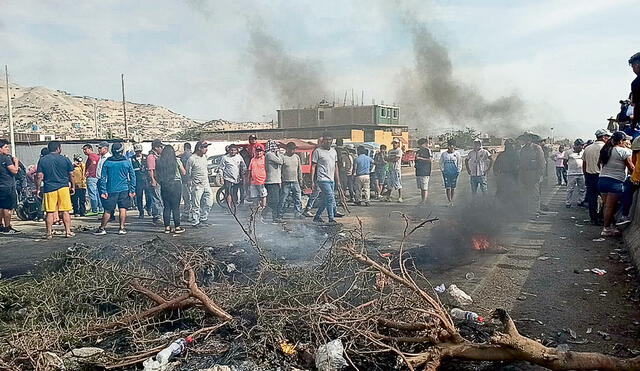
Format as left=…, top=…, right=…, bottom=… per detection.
left=248, top=24, right=329, bottom=108
left=398, top=14, right=527, bottom=136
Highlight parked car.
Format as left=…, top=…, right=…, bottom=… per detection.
left=402, top=149, right=416, bottom=167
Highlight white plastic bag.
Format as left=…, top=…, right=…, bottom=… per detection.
left=315, top=339, right=348, bottom=371
left=447, top=284, right=473, bottom=306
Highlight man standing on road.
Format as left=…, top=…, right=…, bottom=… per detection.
left=564, top=139, right=585, bottom=208
left=96, top=141, right=111, bottom=180
left=94, top=143, right=136, bottom=235
left=312, top=134, right=340, bottom=224
left=131, top=144, right=151, bottom=218
left=414, top=138, right=432, bottom=205
left=583, top=129, right=610, bottom=225
left=353, top=145, right=374, bottom=206
left=279, top=142, right=303, bottom=218
left=373, top=144, right=388, bottom=199
left=383, top=138, right=404, bottom=203
left=0, top=139, right=20, bottom=234
left=265, top=140, right=284, bottom=223
left=248, top=145, right=268, bottom=210
left=220, top=144, right=246, bottom=212
left=147, top=139, right=164, bottom=225
left=36, top=141, right=75, bottom=239
left=465, top=139, right=493, bottom=199
left=518, top=133, right=546, bottom=216
left=83, top=144, right=102, bottom=215
left=187, top=141, right=213, bottom=227
left=180, top=142, right=193, bottom=218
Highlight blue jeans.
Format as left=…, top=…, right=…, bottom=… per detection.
left=470, top=175, right=488, bottom=194
left=279, top=181, right=302, bottom=218
left=86, top=177, right=102, bottom=212
left=315, top=181, right=336, bottom=221
left=304, top=184, right=321, bottom=210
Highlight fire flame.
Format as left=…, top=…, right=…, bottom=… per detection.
left=471, top=235, right=490, bottom=251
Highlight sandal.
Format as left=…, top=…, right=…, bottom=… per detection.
left=44, top=234, right=53, bottom=240
left=65, top=232, right=76, bottom=238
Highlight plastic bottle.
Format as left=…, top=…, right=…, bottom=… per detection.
left=450, top=308, right=484, bottom=323
left=156, top=336, right=193, bottom=364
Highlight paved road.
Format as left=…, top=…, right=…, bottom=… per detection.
left=1, top=167, right=639, bottom=358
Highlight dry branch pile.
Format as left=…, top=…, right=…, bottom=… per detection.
left=0, top=219, right=639, bottom=370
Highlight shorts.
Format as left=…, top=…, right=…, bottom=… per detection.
left=101, top=191, right=132, bottom=213
left=598, top=176, right=624, bottom=194
left=387, top=168, right=402, bottom=190
left=249, top=184, right=267, bottom=199
left=442, top=172, right=459, bottom=189
left=224, top=180, right=241, bottom=200
left=416, top=176, right=430, bottom=191
left=0, top=186, right=18, bottom=210
left=43, top=187, right=73, bottom=213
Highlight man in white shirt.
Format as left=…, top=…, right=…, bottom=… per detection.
left=311, top=134, right=340, bottom=224
left=564, top=139, right=585, bottom=208
left=582, top=129, right=610, bottom=224
left=465, top=139, right=492, bottom=198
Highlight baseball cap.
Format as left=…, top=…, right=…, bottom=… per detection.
left=632, top=137, right=640, bottom=151
left=392, top=137, right=401, bottom=143
left=594, top=129, right=611, bottom=138
left=133, top=144, right=143, bottom=151
left=111, top=142, right=124, bottom=154
left=98, top=141, right=109, bottom=149
left=473, top=138, right=483, bottom=145
left=151, top=139, right=164, bottom=149
left=249, top=134, right=257, bottom=140
left=195, top=141, right=210, bottom=151
left=574, top=138, right=584, bottom=146
left=73, top=154, right=83, bottom=162
left=255, top=144, right=265, bottom=151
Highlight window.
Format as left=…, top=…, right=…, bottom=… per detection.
left=318, top=111, right=324, bottom=120
left=392, top=109, right=398, bottom=119
left=381, top=108, right=386, bottom=118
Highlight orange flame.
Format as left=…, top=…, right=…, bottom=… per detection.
left=471, top=235, right=490, bottom=251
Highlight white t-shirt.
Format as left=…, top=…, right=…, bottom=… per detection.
left=96, top=153, right=111, bottom=179
left=563, top=149, right=583, bottom=176
left=312, top=147, right=338, bottom=182
left=388, top=148, right=403, bottom=170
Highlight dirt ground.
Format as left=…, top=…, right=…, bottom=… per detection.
left=1, top=167, right=638, bottom=369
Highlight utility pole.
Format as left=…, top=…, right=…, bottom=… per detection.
left=4, top=65, right=15, bottom=157
left=361, top=90, right=364, bottom=106
left=93, top=99, right=98, bottom=138
left=121, top=74, right=128, bottom=139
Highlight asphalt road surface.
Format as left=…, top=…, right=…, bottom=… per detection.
left=0, top=167, right=638, bottom=363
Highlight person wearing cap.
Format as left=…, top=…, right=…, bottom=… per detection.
left=82, top=144, right=102, bottom=215
left=147, top=139, right=164, bottom=224
left=187, top=141, right=213, bottom=227
left=220, top=144, right=247, bottom=212
left=582, top=129, right=611, bottom=225
left=36, top=141, right=75, bottom=239
left=131, top=144, right=151, bottom=218
left=244, top=134, right=259, bottom=166
left=382, top=138, right=404, bottom=203
left=94, top=142, right=136, bottom=236
left=180, top=142, right=193, bottom=217
left=465, top=138, right=492, bottom=199
left=278, top=141, right=303, bottom=218
left=96, top=141, right=111, bottom=180
left=517, top=132, right=546, bottom=216
left=71, top=155, right=87, bottom=216
left=563, top=139, right=585, bottom=208
left=247, top=144, right=268, bottom=210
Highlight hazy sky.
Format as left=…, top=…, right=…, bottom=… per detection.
left=1, top=0, right=638, bottom=138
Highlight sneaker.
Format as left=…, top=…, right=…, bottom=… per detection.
left=152, top=217, right=162, bottom=225
left=302, top=209, right=314, bottom=218
left=164, top=227, right=171, bottom=234
left=3, top=227, right=21, bottom=235
left=326, top=219, right=338, bottom=225
left=616, top=216, right=632, bottom=226
left=118, top=229, right=128, bottom=235
left=85, top=211, right=98, bottom=217
left=313, top=217, right=325, bottom=223
left=93, top=228, right=107, bottom=236
left=397, top=197, right=403, bottom=203
left=601, top=227, right=621, bottom=237
left=334, top=212, right=345, bottom=218
left=174, top=227, right=186, bottom=234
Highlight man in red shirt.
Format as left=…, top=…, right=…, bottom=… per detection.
left=83, top=144, right=102, bottom=215
left=247, top=145, right=267, bottom=209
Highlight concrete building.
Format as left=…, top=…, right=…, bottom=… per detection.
left=203, top=102, right=409, bottom=146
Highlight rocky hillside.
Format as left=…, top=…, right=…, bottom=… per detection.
left=0, top=81, right=201, bottom=140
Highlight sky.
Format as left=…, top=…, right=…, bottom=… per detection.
left=1, top=0, right=638, bottom=138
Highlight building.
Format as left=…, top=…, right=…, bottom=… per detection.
left=202, top=102, right=409, bottom=146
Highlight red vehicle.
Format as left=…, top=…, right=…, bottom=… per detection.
left=402, top=149, right=416, bottom=167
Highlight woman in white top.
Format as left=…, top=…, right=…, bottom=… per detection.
left=439, top=139, right=463, bottom=206
left=598, top=131, right=635, bottom=236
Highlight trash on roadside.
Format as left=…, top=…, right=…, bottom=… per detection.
left=538, top=256, right=550, bottom=261
left=450, top=308, right=483, bottom=323
left=280, top=340, right=297, bottom=355
left=379, top=252, right=392, bottom=258
left=315, top=339, right=348, bottom=371
left=586, top=327, right=592, bottom=334
left=465, top=272, right=475, bottom=280
left=590, top=268, right=607, bottom=276
left=226, top=263, right=237, bottom=273
left=569, top=328, right=577, bottom=339
left=597, top=331, right=611, bottom=340
left=434, top=284, right=446, bottom=293
left=447, top=284, right=473, bottom=306
left=592, top=238, right=606, bottom=242
left=559, top=236, right=567, bottom=240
